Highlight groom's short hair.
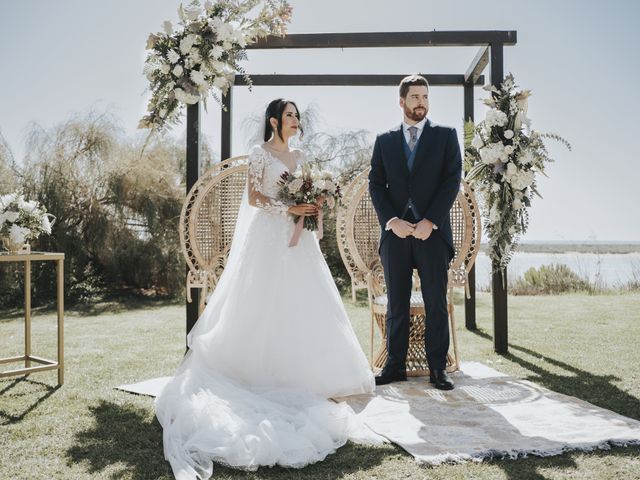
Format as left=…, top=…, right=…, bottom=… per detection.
left=399, top=75, right=429, bottom=98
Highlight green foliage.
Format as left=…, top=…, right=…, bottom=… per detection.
left=1, top=112, right=187, bottom=308
left=512, top=263, right=591, bottom=295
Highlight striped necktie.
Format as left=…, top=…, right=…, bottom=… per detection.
left=408, top=126, right=418, bottom=151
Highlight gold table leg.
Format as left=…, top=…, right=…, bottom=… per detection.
left=25, top=258, right=31, bottom=372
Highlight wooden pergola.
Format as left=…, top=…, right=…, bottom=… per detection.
left=184, top=30, right=517, bottom=353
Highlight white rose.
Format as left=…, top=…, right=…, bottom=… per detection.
left=504, top=145, right=515, bottom=155
left=160, top=63, right=170, bottom=75
left=174, top=88, right=200, bottom=105
left=172, top=64, right=184, bottom=77
left=512, top=198, right=523, bottom=210
left=167, top=50, right=180, bottom=64
left=506, top=162, right=518, bottom=176
left=163, top=21, right=173, bottom=35
left=504, top=129, right=514, bottom=139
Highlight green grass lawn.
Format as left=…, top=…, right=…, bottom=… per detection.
left=1, top=292, right=639, bottom=480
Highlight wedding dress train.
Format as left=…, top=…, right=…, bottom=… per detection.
left=154, top=145, right=379, bottom=479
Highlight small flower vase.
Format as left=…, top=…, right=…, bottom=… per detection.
left=1, top=237, right=30, bottom=254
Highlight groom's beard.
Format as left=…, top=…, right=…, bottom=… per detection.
left=404, top=105, right=427, bottom=122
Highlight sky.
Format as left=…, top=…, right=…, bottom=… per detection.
left=0, top=0, right=638, bottom=241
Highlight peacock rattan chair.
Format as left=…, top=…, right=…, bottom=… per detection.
left=180, top=155, right=249, bottom=314
left=336, top=168, right=481, bottom=376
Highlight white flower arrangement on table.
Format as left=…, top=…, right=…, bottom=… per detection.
left=465, top=73, right=570, bottom=270
left=277, top=165, right=342, bottom=246
left=139, top=0, right=292, bottom=132
left=0, top=192, right=55, bottom=252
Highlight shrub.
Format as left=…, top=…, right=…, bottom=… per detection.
left=511, top=263, right=591, bottom=295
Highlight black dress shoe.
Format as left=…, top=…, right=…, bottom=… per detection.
left=429, top=369, right=454, bottom=390
left=375, top=368, right=407, bottom=386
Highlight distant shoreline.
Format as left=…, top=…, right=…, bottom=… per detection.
left=478, top=243, right=640, bottom=254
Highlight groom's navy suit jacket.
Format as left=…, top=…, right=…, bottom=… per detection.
left=368, top=119, right=462, bottom=260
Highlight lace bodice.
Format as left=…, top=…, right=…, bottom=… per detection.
left=247, top=145, right=307, bottom=214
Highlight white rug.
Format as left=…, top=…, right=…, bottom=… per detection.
left=117, top=362, right=640, bottom=464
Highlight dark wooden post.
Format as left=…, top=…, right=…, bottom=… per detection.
left=489, top=41, right=508, bottom=354
left=222, top=90, right=232, bottom=160
left=185, top=102, right=201, bottom=340
left=463, top=82, right=477, bottom=331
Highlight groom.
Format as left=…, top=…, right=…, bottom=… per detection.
left=369, top=74, right=462, bottom=390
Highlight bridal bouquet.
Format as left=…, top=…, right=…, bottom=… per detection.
left=139, top=0, right=292, bottom=132
left=277, top=164, right=342, bottom=246
left=465, top=73, right=570, bottom=270
left=0, top=192, right=54, bottom=253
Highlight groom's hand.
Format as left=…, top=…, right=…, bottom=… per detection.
left=411, top=219, right=434, bottom=240
left=389, top=218, right=416, bottom=238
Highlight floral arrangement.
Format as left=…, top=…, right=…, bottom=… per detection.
left=0, top=192, right=54, bottom=252
left=277, top=164, right=341, bottom=246
left=465, top=74, right=570, bottom=270
left=139, top=0, right=291, bottom=132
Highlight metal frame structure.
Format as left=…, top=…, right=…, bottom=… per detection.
left=184, top=30, right=517, bottom=353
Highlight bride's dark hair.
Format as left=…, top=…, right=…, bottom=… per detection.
left=263, top=98, right=303, bottom=142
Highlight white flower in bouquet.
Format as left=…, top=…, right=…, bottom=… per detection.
left=189, top=48, right=202, bottom=64
left=190, top=69, right=207, bottom=87
left=41, top=214, right=52, bottom=235
left=160, top=63, right=171, bottom=74
left=9, top=224, right=29, bottom=244
left=518, top=149, right=536, bottom=166
left=504, top=129, right=514, bottom=139
left=2, top=211, right=19, bottom=223
left=180, top=34, right=198, bottom=55
left=491, top=182, right=501, bottom=193
left=479, top=142, right=507, bottom=165
left=288, top=177, right=304, bottom=192
left=508, top=225, right=517, bottom=235
left=163, top=20, right=173, bottom=35
left=0, top=193, right=17, bottom=208
left=172, top=64, right=184, bottom=77
left=213, top=76, right=229, bottom=91
left=504, top=145, right=515, bottom=155
left=488, top=205, right=500, bottom=224
left=485, top=108, right=508, bottom=128
left=505, top=162, right=518, bottom=177
left=512, top=198, right=523, bottom=210
left=210, top=45, right=224, bottom=60
left=510, top=170, right=535, bottom=190
left=174, top=88, right=200, bottom=104
left=471, top=135, right=484, bottom=149
left=167, top=49, right=181, bottom=64
left=185, top=6, right=201, bottom=22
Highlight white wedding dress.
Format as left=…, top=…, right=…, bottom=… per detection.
left=154, top=145, right=378, bottom=479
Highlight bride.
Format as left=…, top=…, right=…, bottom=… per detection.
left=154, top=98, right=379, bottom=479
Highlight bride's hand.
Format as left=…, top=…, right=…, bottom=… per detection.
left=288, top=204, right=318, bottom=217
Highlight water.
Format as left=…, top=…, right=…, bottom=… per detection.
left=473, top=252, right=640, bottom=289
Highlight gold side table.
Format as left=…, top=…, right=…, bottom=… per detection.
left=0, top=252, right=64, bottom=385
